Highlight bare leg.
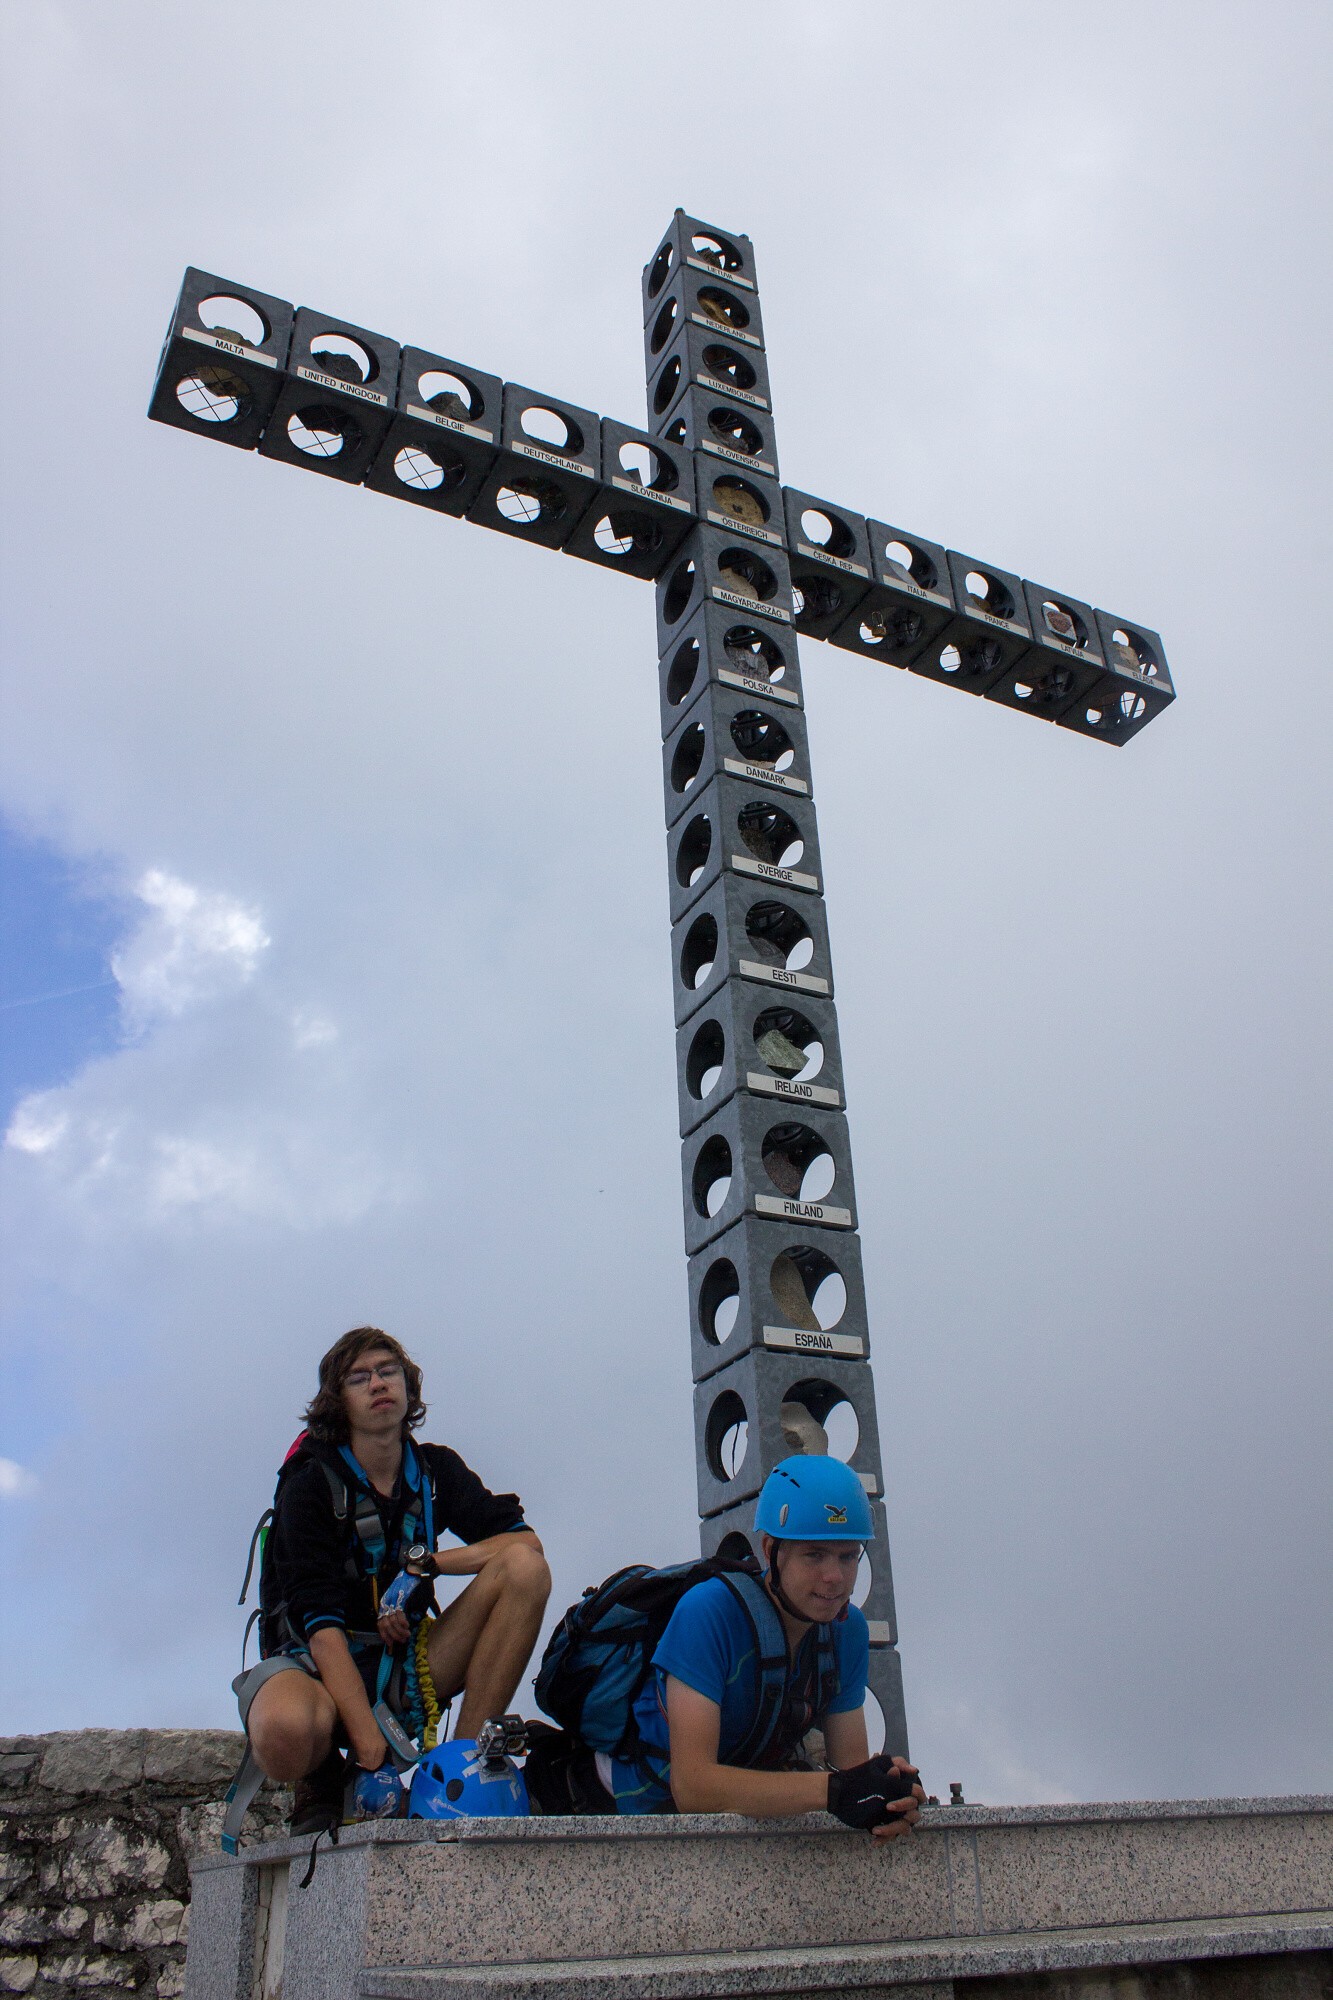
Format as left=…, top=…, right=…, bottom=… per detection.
left=426, top=1540, right=551, bottom=1739
left=247, top=1669, right=340, bottom=1784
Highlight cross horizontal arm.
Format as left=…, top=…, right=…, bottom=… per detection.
left=149, top=266, right=1174, bottom=745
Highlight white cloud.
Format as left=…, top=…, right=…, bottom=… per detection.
left=5, top=1104, right=69, bottom=1154
left=112, top=868, right=269, bottom=1028
left=0, top=1459, right=38, bottom=1499
left=292, top=1012, right=337, bottom=1051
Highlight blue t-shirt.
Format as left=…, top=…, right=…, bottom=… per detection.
left=608, top=1577, right=869, bottom=1814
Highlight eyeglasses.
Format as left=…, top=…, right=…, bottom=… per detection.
left=344, top=1361, right=405, bottom=1389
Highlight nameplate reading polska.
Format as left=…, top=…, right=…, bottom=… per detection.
left=295, top=366, right=388, bottom=405
left=753, top=1193, right=853, bottom=1228
left=182, top=327, right=278, bottom=366
left=711, top=586, right=791, bottom=622
left=722, top=757, right=808, bottom=796
left=718, top=668, right=800, bottom=706
left=697, top=372, right=769, bottom=410
left=747, top=1071, right=841, bottom=1108
left=762, top=1324, right=864, bottom=1358
left=511, top=440, right=596, bottom=477
left=738, top=958, right=829, bottom=996
left=730, top=854, right=820, bottom=893
left=612, top=475, right=692, bottom=511
left=405, top=404, right=494, bottom=443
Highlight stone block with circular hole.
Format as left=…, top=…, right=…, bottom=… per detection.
left=676, top=982, right=847, bottom=1136
left=692, top=456, right=786, bottom=554
left=1057, top=612, right=1175, bottom=746
left=651, top=384, right=780, bottom=482
left=642, top=211, right=760, bottom=323
left=829, top=519, right=956, bottom=669
left=258, top=307, right=400, bottom=483
left=680, top=1092, right=857, bottom=1254
left=672, top=867, right=835, bottom=1029
left=657, top=599, right=805, bottom=740
left=692, top=1347, right=884, bottom=1518
left=643, top=266, right=768, bottom=387
left=984, top=581, right=1107, bottom=722
left=466, top=382, right=601, bottom=550
left=781, top=489, right=874, bottom=641
left=148, top=267, right=294, bottom=451
left=648, top=322, right=775, bottom=429
left=894, top=549, right=1036, bottom=697
left=663, top=678, right=814, bottom=829
left=666, top=770, right=825, bottom=926
left=559, top=422, right=697, bottom=581
left=362, top=347, right=502, bottom=518
left=687, top=1211, right=869, bottom=1380
left=656, top=527, right=794, bottom=654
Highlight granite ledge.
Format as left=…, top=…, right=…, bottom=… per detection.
left=361, top=1911, right=1333, bottom=2000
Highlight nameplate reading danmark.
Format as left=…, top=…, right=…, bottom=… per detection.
left=295, top=366, right=388, bottom=405
left=747, top=1072, right=841, bottom=1108
left=762, top=1324, right=864, bottom=1359
left=687, top=257, right=755, bottom=289
left=738, top=958, right=829, bottom=996
left=718, top=669, right=800, bottom=707
left=697, top=373, right=769, bottom=410
left=511, top=440, right=596, bottom=477
left=796, top=543, right=868, bottom=579
left=712, top=586, right=791, bottom=622
left=722, top=757, right=808, bottom=796
left=612, top=476, right=692, bottom=511
left=753, top=1194, right=852, bottom=1228
left=692, top=312, right=762, bottom=348
left=708, top=510, right=781, bottom=546
left=181, top=327, right=278, bottom=367
left=405, top=404, right=494, bottom=443
left=730, top=854, right=820, bottom=893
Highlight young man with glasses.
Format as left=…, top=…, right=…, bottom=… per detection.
left=243, top=1325, right=550, bottom=1835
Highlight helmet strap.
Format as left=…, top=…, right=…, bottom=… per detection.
left=767, top=1543, right=815, bottom=1627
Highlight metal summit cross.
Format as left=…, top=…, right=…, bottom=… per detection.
left=149, top=208, right=1175, bottom=1755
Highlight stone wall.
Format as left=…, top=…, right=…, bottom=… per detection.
left=0, top=1733, right=289, bottom=2000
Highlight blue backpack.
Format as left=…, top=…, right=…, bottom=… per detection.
left=533, top=1557, right=838, bottom=1771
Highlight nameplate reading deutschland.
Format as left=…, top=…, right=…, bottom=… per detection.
left=762, top=1324, right=864, bottom=1358
left=722, top=757, right=808, bottom=795
left=406, top=403, right=494, bottom=443
left=730, top=854, right=819, bottom=893
left=295, top=366, right=388, bottom=405
left=738, top=958, right=829, bottom=995
left=511, top=440, right=596, bottom=477
left=747, top=1071, right=841, bottom=1108
left=753, top=1193, right=852, bottom=1228
left=182, top=327, right=277, bottom=366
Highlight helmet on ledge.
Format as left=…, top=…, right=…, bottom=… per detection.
left=407, top=1739, right=530, bottom=1820
left=753, top=1455, right=874, bottom=1543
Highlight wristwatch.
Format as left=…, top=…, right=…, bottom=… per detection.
left=403, top=1543, right=436, bottom=1577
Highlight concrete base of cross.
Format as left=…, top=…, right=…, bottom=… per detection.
left=185, top=1796, right=1332, bottom=2000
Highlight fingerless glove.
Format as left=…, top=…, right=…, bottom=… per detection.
left=826, top=1754, right=917, bottom=1830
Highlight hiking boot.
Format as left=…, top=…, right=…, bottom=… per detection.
left=289, top=1746, right=346, bottom=1837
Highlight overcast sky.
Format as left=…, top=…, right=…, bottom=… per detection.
left=1, top=0, right=1329, bottom=1805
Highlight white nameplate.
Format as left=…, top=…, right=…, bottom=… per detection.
left=718, top=668, right=800, bottom=706
left=697, top=372, right=769, bottom=410
left=747, top=1072, right=841, bottom=1108
left=687, top=256, right=754, bottom=289
left=295, top=365, right=388, bottom=405
left=182, top=326, right=277, bottom=366
left=702, top=438, right=777, bottom=476
left=722, top=757, right=808, bottom=796
left=858, top=1472, right=879, bottom=1496
left=753, top=1193, right=852, bottom=1228
left=1035, top=632, right=1102, bottom=664
left=730, top=854, right=820, bottom=892
left=963, top=604, right=1030, bottom=636
left=866, top=1621, right=893, bottom=1647
left=762, top=1324, right=864, bottom=1359
left=691, top=312, right=762, bottom=348
left=738, top=959, right=829, bottom=996
left=707, top=509, right=781, bottom=546
left=797, top=542, right=868, bottom=579
left=511, top=439, right=596, bottom=477
left=877, top=571, right=950, bottom=605
left=711, top=585, right=791, bottom=622
left=612, top=475, right=692, bottom=512
left=405, top=403, right=494, bottom=443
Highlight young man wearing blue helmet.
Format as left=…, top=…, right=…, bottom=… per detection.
left=551, top=1456, right=923, bottom=1838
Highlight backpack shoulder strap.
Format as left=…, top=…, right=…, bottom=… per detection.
left=716, top=1571, right=791, bottom=1769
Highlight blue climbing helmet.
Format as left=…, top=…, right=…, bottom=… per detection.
left=754, top=1455, right=874, bottom=1543
left=407, top=1739, right=530, bottom=1820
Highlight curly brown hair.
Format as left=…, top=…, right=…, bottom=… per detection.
left=303, top=1326, right=427, bottom=1442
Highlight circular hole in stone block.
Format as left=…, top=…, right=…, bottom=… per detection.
left=753, top=1006, right=823, bottom=1083
left=745, top=900, right=813, bottom=972
left=417, top=369, right=482, bottom=420
left=705, top=1388, right=749, bottom=1481
left=699, top=1257, right=740, bottom=1344
left=175, top=365, right=250, bottom=424
left=594, top=511, right=664, bottom=560
left=686, top=1018, right=726, bottom=1101
left=724, top=625, right=790, bottom=686
left=647, top=241, right=674, bottom=298
left=287, top=405, right=357, bottom=458
left=649, top=296, right=678, bottom=355
left=707, top=406, right=764, bottom=457
left=393, top=443, right=465, bottom=493
left=769, top=1246, right=847, bottom=1331
left=938, top=643, right=963, bottom=674
left=1110, top=627, right=1159, bottom=677
left=786, top=1378, right=859, bottom=1459
left=696, top=286, right=751, bottom=332
left=1040, top=599, right=1088, bottom=647
left=882, top=538, right=939, bottom=591
left=852, top=1551, right=872, bottom=1608
left=798, top=577, right=847, bottom=624
left=670, top=722, right=707, bottom=795
left=519, top=403, right=580, bottom=454
left=676, top=814, right=712, bottom=889
left=617, top=440, right=678, bottom=493
left=716, top=1528, right=755, bottom=1562
left=693, top=1134, right=733, bottom=1219
left=666, top=635, right=702, bottom=707
left=761, top=1122, right=834, bottom=1203
left=680, top=913, right=718, bottom=991
left=718, top=548, right=778, bottom=603
left=308, top=332, right=375, bottom=384
left=690, top=230, right=743, bottom=273
left=859, top=605, right=923, bottom=652
left=196, top=294, right=269, bottom=346
left=800, top=508, right=856, bottom=560
left=653, top=357, right=683, bottom=415
left=701, top=343, right=757, bottom=391
left=710, top=476, right=769, bottom=527
left=736, top=803, right=804, bottom=870
left=964, top=568, right=1015, bottom=619
left=494, top=478, right=567, bottom=528
left=729, top=710, right=793, bottom=770
left=863, top=1690, right=886, bottom=1756
left=1012, top=681, right=1034, bottom=700
left=662, top=557, right=697, bottom=626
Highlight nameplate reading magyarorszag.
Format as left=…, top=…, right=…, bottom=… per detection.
left=738, top=959, right=829, bottom=996
left=182, top=328, right=278, bottom=366
left=711, top=587, right=791, bottom=622
left=294, top=366, right=388, bottom=405
left=510, top=440, right=597, bottom=477
left=753, top=1193, right=852, bottom=1228
left=762, top=1324, right=864, bottom=1358
left=718, top=668, right=800, bottom=707
left=722, top=758, right=808, bottom=796
left=746, top=1071, right=841, bottom=1108
left=405, top=404, right=495, bottom=443
left=730, top=854, right=820, bottom=893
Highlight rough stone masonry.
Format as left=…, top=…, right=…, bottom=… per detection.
left=0, top=1732, right=287, bottom=2000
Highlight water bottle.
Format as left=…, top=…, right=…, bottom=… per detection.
left=352, top=1762, right=405, bottom=1820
